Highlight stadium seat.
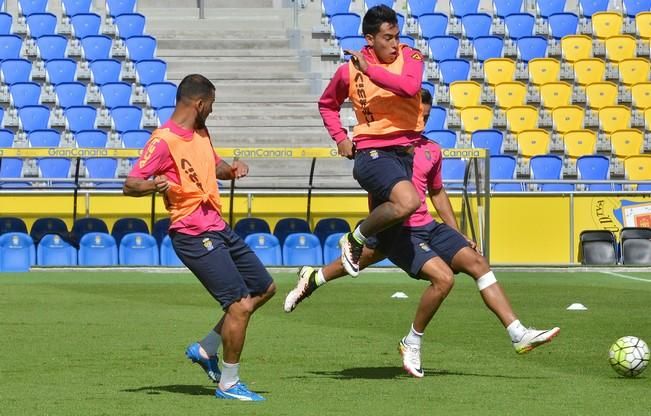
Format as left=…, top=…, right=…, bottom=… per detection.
left=365, top=0, right=394, bottom=10
left=449, top=81, right=481, bottom=108
left=438, top=59, right=470, bottom=84
left=573, top=58, right=606, bottom=86
left=89, top=59, right=122, bottom=85
left=45, top=59, right=77, bottom=84
left=2, top=59, right=32, bottom=84
left=322, top=0, right=351, bottom=18
left=81, top=35, right=113, bottom=61
left=623, top=0, right=651, bottom=17
left=55, top=82, right=87, bottom=108
left=460, top=105, right=493, bottom=132
left=564, top=130, right=597, bottom=159
left=339, top=36, right=365, bottom=58
left=0, top=232, right=35, bottom=272
left=233, top=217, right=271, bottom=239
left=152, top=217, right=170, bottom=245
left=156, top=106, right=174, bottom=125
left=0, top=35, right=22, bottom=61
left=330, top=13, right=360, bottom=39
left=591, top=12, right=623, bottom=39
left=85, top=157, right=119, bottom=187
left=561, top=35, right=593, bottom=63
left=273, top=217, right=310, bottom=246
left=125, top=35, right=157, bottom=61
left=586, top=82, right=618, bottom=110
left=323, top=232, right=345, bottom=264
left=10, top=82, right=41, bottom=108
left=0, top=217, right=28, bottom=235
left=421, top=81, right=435, bottom=98
left=100, top=82, right=132, bottom=109
left=494, top=81, right=527, bottom=108
left=461, top=13, right=492, bottom=39
left=539, top=81, right=573, bottom=109
left=106, top=0, right=137, bottom=18
left=579, top=0, right=609, bottom=18
left=62, top=0, right=92, bottom=17
left=70, top=217, right=109, bottom=247
left=619, top=59, right=650, bottom=89
left=314, top=217, right=351, bottom=246
left=490, top=154, right=522, bottom=191
left=244, top=233, right=282, bottom=266
left=442, top=158, right=466, bottom=189
left=18, top=105, right=50, bottom=132
left=30, top=217, right=69, bottom=244
left=36, top=35, right=68, bottom=60
left=471, top=129, right=503, bottom=154
left=631, top=82, right=651, bottom=109
left=282, top=233, right=323, bottom=266
left=37, top=157, right=71, bottom=186
left=26, top=12, right=57, bottom=38
left=624, top=155, right=651, bottom=186
left=548, top=13, right=579, bottom=39
left=417, top=13, right=448, bottom=39
left=111, top=217, right=149, bottom=246
left=423, top=129, right=456, bottom=148
left=599, top=106, right=631, bottom=135
left=577, top=154, right=612, bottom=190
left=160, top=235, right=183, bottom=266
left=0, top=129, right=12, bottom=146
left=493, top=0, right=523, bottom=18
left=505, top=105, right=538, bottom=133
left=529, top=154, right=570, bottom=191
left=28, top=129, right=60, bottom=147
left=604, top=35, right=636, bottom=63
left=111, top=106, right=142, bottom=132
left=78, top=232, right=117, bottom=266
left=517, top=129, right=551, bottom=158
left=18, top=0, right=48, bottom=16
left=0, top=12, right=11, bottom=34
left=552, top=106, right=585, bottom=134
left=121, top=129, right=150, bottom=148
left=0, top=158, right=23, bottom=179
left=517, top=36, right=548, bottom=62
left=636, top=12, right=651, bottom=43
left=37, top=234, right=77, bottom=266
left=119, top=232, right=158, bottom=266
left=611, top=129, right=643, bottom=160
left=428, top=36, right=459, bottom=62
left=620, top=227, right=651, bottom=265
left=537, top=0, right=566, bottom=20
left=146, top=82, right=176, bottom=109
left=115, top=13, right=146, bottom=39
left=483, top=58, right=516, bottom=85
left=579, top=230, right=617, bottom=265
left=135, top=59, right=167, bottom=85
left=450, top=0, right=479, bottom=18
left=64, top=106, right=96, bottom=133
left=473, top=36, right=504, bottom=62
left=407, top=0, right=436, bottom=18
left=505, top=13, right=535, bottom=39
left=423, top=106, right=447, bottom=131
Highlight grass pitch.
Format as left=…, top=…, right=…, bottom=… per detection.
left=1, top=269, right=650, bottom=415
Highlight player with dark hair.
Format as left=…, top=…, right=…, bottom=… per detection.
left=124, top=74, right=275, bottom=401
left=420, top=88, right=432, bottom=124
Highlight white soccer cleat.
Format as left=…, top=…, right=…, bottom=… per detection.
left=513, top=327, right=560, bottom=354
left=283, top=266, right=317, bottom=313
left=398, top=338, right=424, bottom=378
left=340, top=232, right=363, bottom=277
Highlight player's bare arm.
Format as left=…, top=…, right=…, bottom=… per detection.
left=123, top=175, right=170, bottom=197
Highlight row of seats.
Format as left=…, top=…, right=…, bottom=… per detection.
left=579, top=227, right=651, bottom=265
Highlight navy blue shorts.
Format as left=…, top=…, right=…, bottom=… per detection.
left=353, top=146, right=415, bottom=202
left=171, top=226, right=274, bottom=310
left=376, top=221, right=470, bottom=279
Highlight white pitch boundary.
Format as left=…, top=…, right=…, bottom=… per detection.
left=601, top=271, right=651, bottom=283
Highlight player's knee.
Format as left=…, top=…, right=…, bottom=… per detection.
left=467, top=254, right=490, bottom=278
left=433, top=270, right=454, bottom=294
left=231, top=296, right=255, bottom=316
left=394, top=192, right=420, bottom=218
left=265, top=282, right=277, bottom=298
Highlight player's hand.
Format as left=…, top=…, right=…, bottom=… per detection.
left=466, top=237, right=481, bottom=254
left=337, top=139, right=355, bottom=159
left=344, top=50, right=368, bottom=73
left=153, top=175, right=170, bottom=194
left=231, top=159, right=249, bottom=179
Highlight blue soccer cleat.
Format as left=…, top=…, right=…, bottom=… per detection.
left=185, top=342, right=221, bottom=383
left=215, top=382, right=265, bottom=401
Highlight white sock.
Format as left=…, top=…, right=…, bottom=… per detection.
left=404, top=324, right=423, bottom=347
left=219, top=361, right=240, bottom=391
left=352, top=226, right=367, bottom=244
left=199, top=330, right=221, bottom=357
left=315, top=268, right=327, bottom=286
left=507, top=320, right=527, bottom=343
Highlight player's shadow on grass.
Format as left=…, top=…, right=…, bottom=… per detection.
left=122, top=385, right=215, bottom=396
left=308, top=366, right=549, bottom=380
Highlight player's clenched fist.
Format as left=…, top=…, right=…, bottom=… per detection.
left=153, top=175, right=170, bottom=193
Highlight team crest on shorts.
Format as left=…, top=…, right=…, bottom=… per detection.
left=419, top=242, right=431, bottom=252
left=370, top=150, right=379, bottom=159
left=202, top=238, right=214, bottom=251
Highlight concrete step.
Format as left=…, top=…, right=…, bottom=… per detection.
left=167, top=70, right=314, bottom=80
left=151, top=30, right=290, bottom=40
left=211, top=129, right=330, bottom=145
left=212, top=95, right=319, bottom=104
left=206, top=117, right=322, bottom=128
left=137, top=0, right=276, bottom=9
left=165, top=56, right=301, bottom=70
left=156, top=38, right=292, bottom=50
left=198, top=80, right=316, bottom=95
left=158, top=49, right=302, bottom=58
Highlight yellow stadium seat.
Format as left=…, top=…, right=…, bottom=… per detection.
left=460, top=106, right=493, bottom=132
left=561, top=35, right=593, bottom=64
left=611, top=129, right=644, bottom=160
left=494, top=81, right=527, bottom=109
left=591, top=12, right=624, bottom=40
left=573, top=58, right=606, bottom=86
left=635, top=12, right=651, bottom=44
left=586, top=81, right=618, bottom=110
left=564, top=130, right=597, bottom=159
left=552, top=106, right=585, bottom=134
left=527, top=58, right=560, bottom=86
left=539, top=81, right=573, bottom=110
left=449, top=81, right=482, bottom=109
left=618, top=58, right=651, bottom=88
left=624, top=155, right=651, bottom=180
left=604, top=35, right=637, bottom=63
left=631, top=82, right=651, bottom=109
left=598, top=105, right=631, bottom=134
left=645, top=106, right=651, bottom=129
left=517, top=129, right=550, bottom=158
left=483, top=58, right=516, bottom=86
left=505, top=105, right=538, bottom=133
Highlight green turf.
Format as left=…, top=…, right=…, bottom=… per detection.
left=1, top=270, right=650, bottom=415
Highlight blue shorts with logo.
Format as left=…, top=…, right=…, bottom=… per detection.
left=171, top=226, right=274, bottom=310
left=353, top=146, right=415, bottom=202
left=375, top=221, right=470, bottom=279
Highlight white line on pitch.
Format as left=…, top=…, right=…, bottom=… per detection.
left=602, top=271, right=651, bottom=283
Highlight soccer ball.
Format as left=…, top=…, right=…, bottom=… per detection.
left=608, top=336, right=650, bottom=377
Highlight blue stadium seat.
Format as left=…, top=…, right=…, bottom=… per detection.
left=81, top=35, right=112, bottom=61
left=146, top=82, right=176, bottom=109
left=331, top=13, right=360, bottom=39
left=407, top=0, right=436, bottom=18
left=450, top=0, right=479, bottom=18
left=18, top=105, right=50, bottom=132
left=37, top=234, right=77, bottom=266
left=442, top=158, right=466, bottom=189
left=234, top=217, right=271, bottom=239
left=396, top=12, right=405, bottom=34
left=274, top=217, right=310, bottom=246
left=400, top=36, right=415, bottom=48
left=55, top=82, right=86, bottom=108
left=115, top=13, right=146, bottom=39
left=135, top=59, right=167, bottom=85
left=10, top=82, right=41, bottom=108
left=282, top=233, right=323, bottom=266
left=517, top=36, right=547, bottom=62
left=472, top=129, right=503, bottom=155
left=37, top=157, right=71, bottom=181
left=0, top=129, right=13, bottom=146
left=100, top=82, right=132, bottom=109
left=244, top=233, right=282, bottom=266
left=119, top=232, right=158, bottom=265
left=28, top=129, right=60, bottom=147
left=490, top=154, right=522, bottom=191
left=84, top=157, right=119, bottom=187
left=314, top=217, right=350, bottom=246
left=89, top=59, right=121, bottom=85
left=623, top=0, right=651, bottom=17
left=577, top=154, right=617, bottom=191
left=78, top=232, right=117, bottom=266
left=494, top=0, right=523, bottom=18
left=438, top=59, right=470, bottom=84
left=71, top=13, right=102, bottom=38
left=365, top=0, right=394, bottom=9
left=579, top=0, right=609, bottom=18
left=26, top=12, right=57, bottom=38
left=2, top=59, right=32, bottom=84
left=111, top=106, right=142, bottom=132
left=0, top=35, right=22, bottom=61
left=0, top=217, right=28, bottom=234
left=106, top=0, right=136, bottom=18
left=65, top=105, right=96, bottom=132
left=537, top=0, right=567, bottom=19
left=473, top=36, right=504, bottom=61
left=0, top=158, right=22, bottom=179
left=111, top=217, right=148, bottom=246
left=504, top=13, right=535, bottom=39
left=0, top=12, right=12, bottom=34
left=530, top=154, right=572, bottom=191
left=36, top=35, right=68, bottom=60
left=160, top=235, right=183, bottom=266
left=30, top=217, right=69, bottom=244
left=19, top=0, right=47, bottom=16
left=0, top=232, right=35, bottom=272
left=418, top=13, right=448, bottom=39
left=339, top=35, right=366, bottom=58
left=62, top=0, right=92, bottom=17
left=428, top=36, right=459, bottom=62
left=421, top=81, right=435, bottom=97
left=548, top=13, right=579, bottom=40
left=322, top=0, right=351, bottom=18
left=323, top=232, right=345, bottom=264
left=152, top=217, right=170, bottom=245
left=424, top=106, right=447, bottom=131
left=75, top=129, right=107, bottom=147
left=424, top=129, right=456, bottom=148
left=121, top=129, right=150, bottom=148
left=45, top=59, right=77, bottom=84
left=462, top=13, right=492, bottom=39
left=156, top=106, right=174, bottom=125
left=125, top=35, right=156, bottom=61
left=374, top=257, right=396, bottom=267
left=71, top=217, right=109, bottom=247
